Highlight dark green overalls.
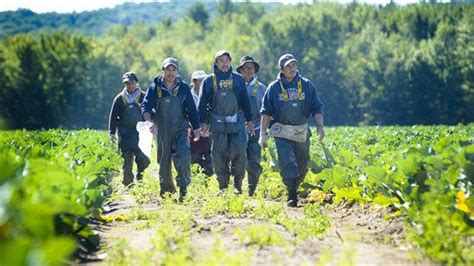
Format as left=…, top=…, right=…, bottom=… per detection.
left=118, top=93, right=150, bottom=186
left=155, top=84, right=191, bottom=196
left=209, top=74, right=248, bottom=193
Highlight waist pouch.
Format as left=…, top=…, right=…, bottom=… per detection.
left=269, top=122, right=308, bottom=143
left=210, top=113, right=242, bottom=134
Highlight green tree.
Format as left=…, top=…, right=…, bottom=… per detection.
left=188, top=2, right=209, bottom=27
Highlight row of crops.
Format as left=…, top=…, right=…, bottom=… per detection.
left=259, top=125, right=473, bottom=264
left=0, top=130, right=121, bottom=265
left=0, top=125, right=473, bottom=264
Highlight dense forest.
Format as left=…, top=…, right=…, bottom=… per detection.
left=0, top=1, right=472, bottom=129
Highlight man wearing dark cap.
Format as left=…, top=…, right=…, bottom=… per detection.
left=198, top=50, right=255, bottom=194
left=141, top=57, right=201, bottom=201
left=259, top=54, right=325, bottom=207
left=236, top=55, right=266, bottom=196
left=109, top=71, right=150, bottom=186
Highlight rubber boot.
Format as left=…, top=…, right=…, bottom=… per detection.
left=286, top=186, right=298, bottom=207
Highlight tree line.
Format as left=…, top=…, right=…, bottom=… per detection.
left=0, top=1, right=472, bottom=129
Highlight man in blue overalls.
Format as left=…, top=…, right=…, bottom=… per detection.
left=236, top=55, right=266, bottom=196
left=198, top=50, right=254, bottom=194
left=109, top=72, right=150, bottom=186
left=259, top=54, right=325, bottom=207
left=142, top=58, right=201, bottom=201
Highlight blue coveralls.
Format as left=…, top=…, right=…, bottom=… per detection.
left=261, top=72, right=324, bottom=197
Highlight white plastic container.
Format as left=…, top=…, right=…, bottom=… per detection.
left=136, top=121, right=153, bottom=159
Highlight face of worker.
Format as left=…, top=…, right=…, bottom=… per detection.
left=124, top=80, right=137, bottom=93
left=241, top=62, right=255, bottom=82
left=192, top=79, right=203, bottom=92
left=281, top=61, right=298, bottom=81
left=163, top=65, right=178, bottom=84
left=216, top=55, right=231, bottom=73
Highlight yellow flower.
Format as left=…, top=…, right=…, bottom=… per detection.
left=308, top=189, right=325, bottom=203
left=456, top=190, right=474, bottom=219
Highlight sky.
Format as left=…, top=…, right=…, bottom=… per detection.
left=1, top=0, right=422, bottom=14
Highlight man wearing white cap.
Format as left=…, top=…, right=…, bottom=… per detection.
left=259, top=54, right=324, bottom=207
left=198, top=50, right=255, bottom=194
left=189, top=70, right=213, bottom=177
left=142, top=57, right=201, bottom=201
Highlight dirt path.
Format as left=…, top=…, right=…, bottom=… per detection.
left=85, top=178, right=435, bottom=266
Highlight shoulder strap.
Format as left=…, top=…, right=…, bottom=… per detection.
left=252, top=81, right=260, bottom=97
left=211, top=74, right=218, bottom=92
left=279, top=79, right=303, bottom=101
left=120, top=94, right=127, bottom=104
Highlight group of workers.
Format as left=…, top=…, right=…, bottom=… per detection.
left=108, top=50, right=324, bottom=207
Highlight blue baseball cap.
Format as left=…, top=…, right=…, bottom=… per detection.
left=278, top=54, right=297, bottom=68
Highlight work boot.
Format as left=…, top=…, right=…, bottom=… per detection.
left=286, top=186, right=298, bottom=207
left=179, top=186, right=187, bottom=202
left=248, top=185, right=256, bottom=197
left=136, top=172, right=144, bottom=182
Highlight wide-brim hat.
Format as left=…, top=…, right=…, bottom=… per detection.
left=236, top=55, right=260, bottom=74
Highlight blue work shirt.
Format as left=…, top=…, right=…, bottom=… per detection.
left=198, top=65, right=253, bottom=124
left=245, top=77, right=266, bottom=130
left=261, top=72, right=323, bottom=123
left=141, top=75, right=200, bottom=130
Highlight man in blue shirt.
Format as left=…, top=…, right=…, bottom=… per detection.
left=198, top=50, right=255, bottom=194
left=142, top=57, right=201, bottom=201
left=236, top=55, right=266, bottom=196
left=259, top=54, right=325, bottom=207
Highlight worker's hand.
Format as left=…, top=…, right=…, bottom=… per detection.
left=246, top=121, right=255, bottom=136
left=316, top=125, right=325, bottom=141
left=193, top=129, right=201, bottom=142
left=109, top=134, right=117, bottom=143
left=200, top=123, right=209, bottom=136
left=149, top=122, right=157, bottom=135
left=258, top=132, right=267, bottom=148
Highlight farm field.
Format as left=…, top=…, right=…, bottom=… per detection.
left=1, top=125, right=473, bottom=265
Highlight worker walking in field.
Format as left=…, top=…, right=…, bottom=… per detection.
left=108, top=72, right=150, bottom=186
left=236, top=55, right=266, bottom=196
left=259, top=54, right=324, bottom=207
left=198, top=50, right=254, bottom=194
left=189, top=70, right=214, bottom=177
left=142, top=57, right=201, bottom=201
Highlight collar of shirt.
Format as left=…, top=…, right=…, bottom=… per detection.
left=245, top=76, right=257, bottom=88
left=159, top=76, right=180, bottom=95
left=191, top=85, right=200, bottom=106
left=121, top=87, right=141, bottom=103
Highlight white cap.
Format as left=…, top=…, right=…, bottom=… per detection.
left=191, top=70, right=207, bottom=80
